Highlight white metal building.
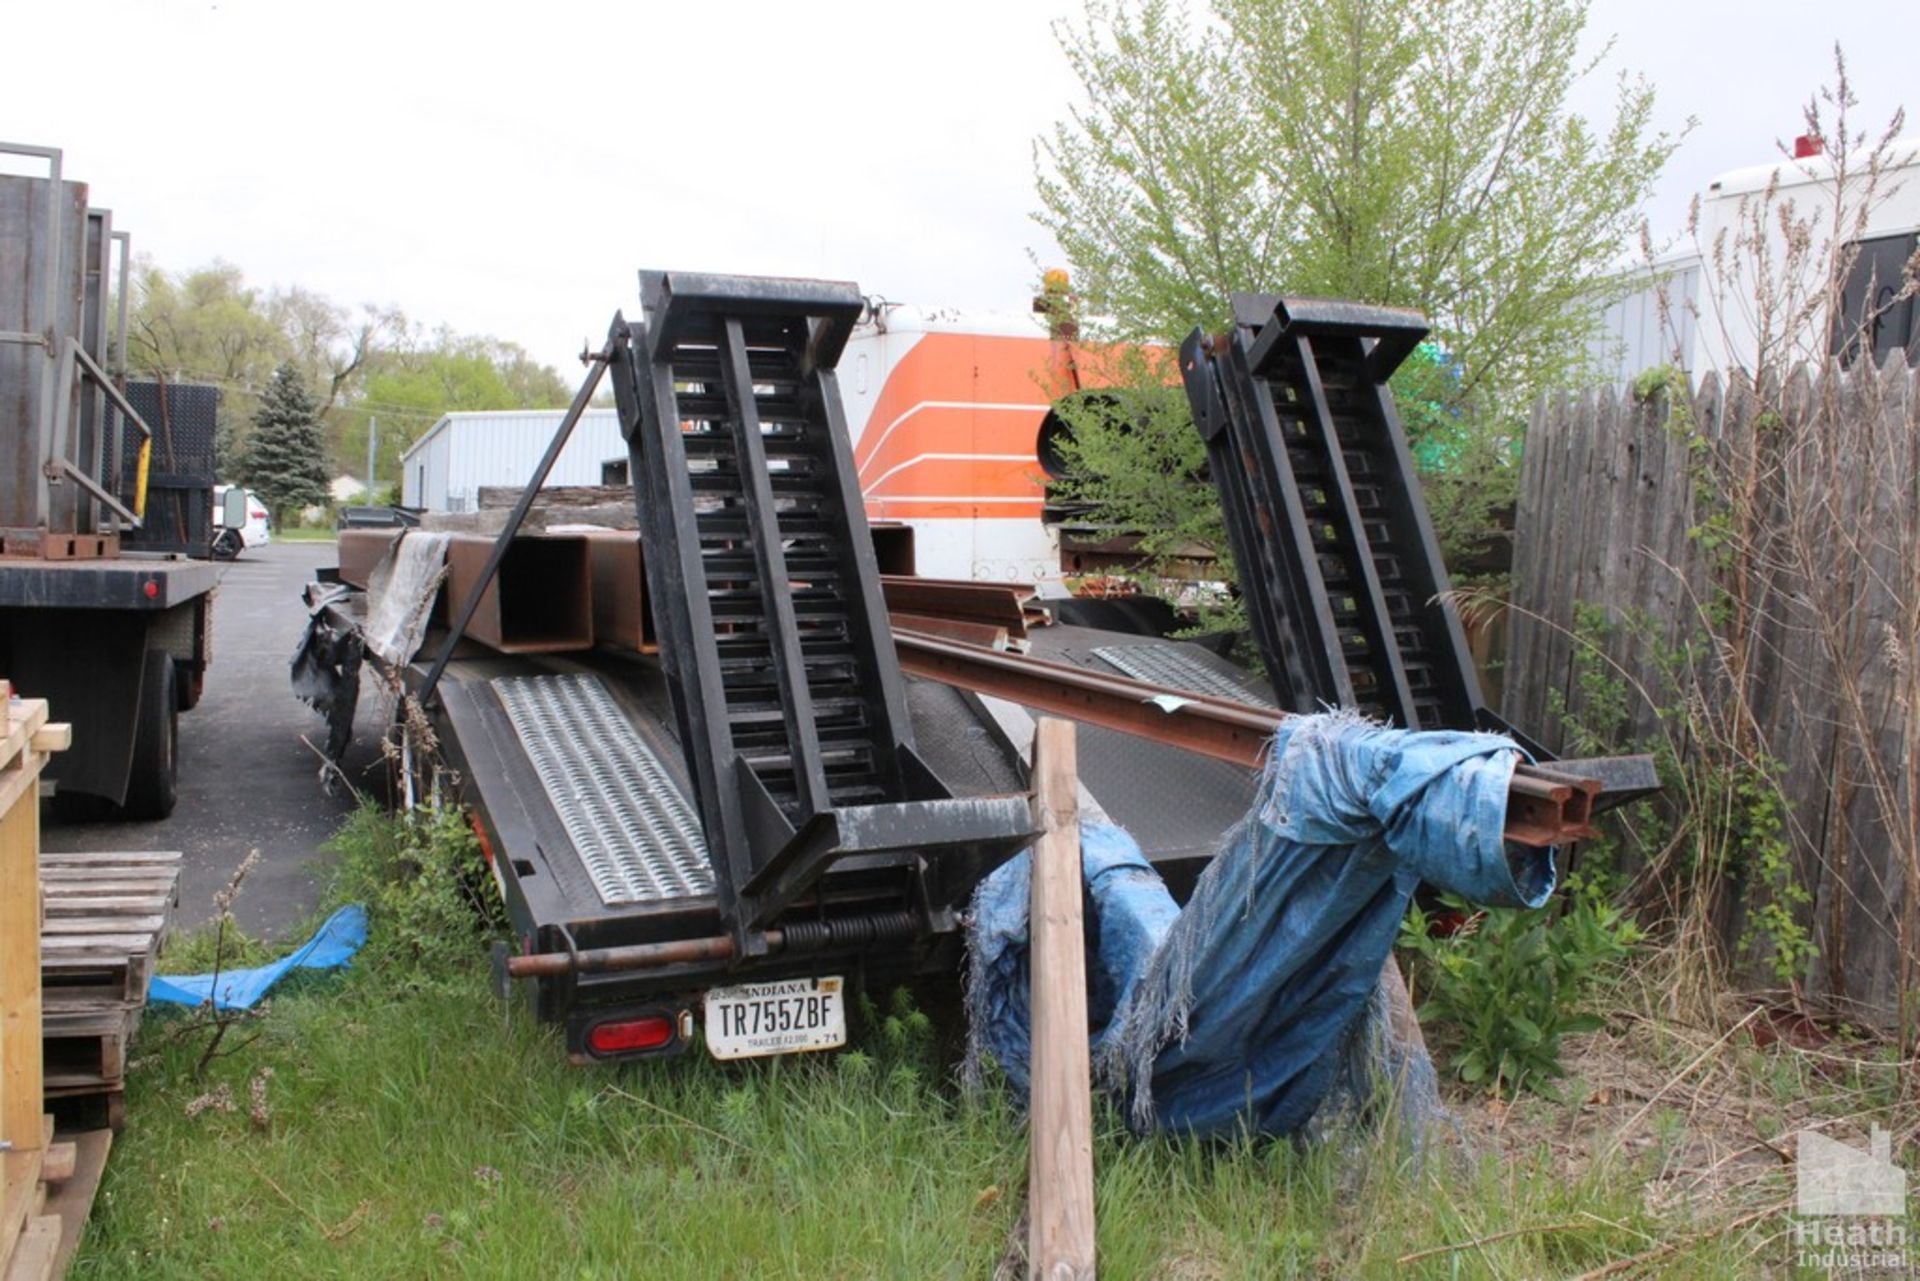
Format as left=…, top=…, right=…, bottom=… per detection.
left=399, top=410, right=625, bottom=511
left=1587, top=136, right=1920, bottom=384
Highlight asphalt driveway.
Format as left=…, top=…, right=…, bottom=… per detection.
left=42, top=540, right=389, bottom=937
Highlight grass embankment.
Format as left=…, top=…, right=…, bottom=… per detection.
left=73, top=807, right=1854, bottom=1278
left=271, top=527, right=339, bottom=543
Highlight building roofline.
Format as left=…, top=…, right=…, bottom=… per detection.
left=397, top=408, right=621, bottom=464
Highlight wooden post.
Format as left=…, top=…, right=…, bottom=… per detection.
left=1027, top=717, right=1095, bottom=1280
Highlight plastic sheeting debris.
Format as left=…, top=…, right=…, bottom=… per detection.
left=965, top=711, right=1555, bottom=1139
left=364, top=531, right=449, bottom=669
left=291, top=583, right=364, bottom=765
left=149, top=905, right=368, bottom=1011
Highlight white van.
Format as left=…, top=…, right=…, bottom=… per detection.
left=212, top=485, right=272, bottom=559
left=1592, top=134, right=1920, bottom=382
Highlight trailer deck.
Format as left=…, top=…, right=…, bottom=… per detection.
left=384, top=624, right=1260, bottom=1058
left=0, top=556, right=220, bottom=611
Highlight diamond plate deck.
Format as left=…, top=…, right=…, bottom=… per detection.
left=492, top=673, right=714, bottom=906
left=1092, top=643, right=1276, bottom=709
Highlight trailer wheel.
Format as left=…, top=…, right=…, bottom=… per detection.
left=122, top=650, right=179, bottom=820
left=176, top=660, right=204, bottom=712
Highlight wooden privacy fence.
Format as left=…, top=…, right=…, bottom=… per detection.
left=1504, top=355, right=1919, bottom=1019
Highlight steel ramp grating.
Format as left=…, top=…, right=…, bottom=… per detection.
left=1092, top=643, right=1276, bottom=709
left=492, top=673, right=714, bottom=906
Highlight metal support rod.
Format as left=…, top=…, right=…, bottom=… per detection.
left=109, top=230, right=130, bottom=516
left=890, top=628, right=1599, bottom=846
left=417, top=339, right=612, bottom=706
left=55, top=459, right=139, bottom=526
left=719, top=316, right=830, bottom=814
left=505, top=930, right=754, bottom=979
left=70, top=339, right=151, bottom=441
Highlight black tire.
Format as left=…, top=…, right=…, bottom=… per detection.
left=176, top=660, right=203, bottom=712
left=122, top=650, right=178, bottom=820
left=211, top=528, right=243, bottom=561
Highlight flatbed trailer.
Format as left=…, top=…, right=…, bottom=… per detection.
left=300, top=272, right=1638, bottom=1067
left=315, top=583, right=1266, bottom=1062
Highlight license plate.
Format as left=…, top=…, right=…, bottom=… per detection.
left=703, top=976, right=846, bottom=1060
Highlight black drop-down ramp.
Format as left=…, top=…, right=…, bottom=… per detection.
left=609, top=271, right=1035, bottom=950
left=1179, top=295, right=1482, bottom=730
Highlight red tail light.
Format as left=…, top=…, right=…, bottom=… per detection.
left=587, top=1014, right=676, bottom=1055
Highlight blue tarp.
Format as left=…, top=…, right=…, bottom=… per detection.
left=149, top=905, right=368, bottom=1011
left=966, top=711, right=1556, bottom=1139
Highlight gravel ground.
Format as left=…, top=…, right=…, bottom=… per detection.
left=42, top=540, right=389, bottom=938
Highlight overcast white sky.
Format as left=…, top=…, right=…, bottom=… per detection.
left=5, top=0, right=1910, bottom=377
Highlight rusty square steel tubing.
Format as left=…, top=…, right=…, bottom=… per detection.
left=337, top=527, right=404, bottom=589
left=582, top=530, right=653, bottom=653
left=443, top=533, right=594, bottom=654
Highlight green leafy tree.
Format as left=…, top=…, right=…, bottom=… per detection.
left=336, top=331, right=573, bottom=489
left=237, top=364, right=332, bottom=527
left=1038, top=0, right=1683, bottom=579
left=126, top=259, right=402, bottom=474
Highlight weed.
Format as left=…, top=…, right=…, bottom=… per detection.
left=1401, top=882, right=1643, bottom=1098
left=320, top=802, right=505, bottom=978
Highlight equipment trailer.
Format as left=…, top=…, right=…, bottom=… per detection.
left=300, top=272, right=1637, bottom=1066
left=1, top=144, right=218, bottom=818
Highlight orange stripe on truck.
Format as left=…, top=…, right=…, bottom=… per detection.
left=851, top=329, right=1144, bottom=518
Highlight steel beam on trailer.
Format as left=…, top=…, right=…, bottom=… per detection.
left=889, top=630, right=1600, bottom=847
left=417, top=339, right=610, bottom=705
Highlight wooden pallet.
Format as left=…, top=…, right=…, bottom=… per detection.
left=36, top=852, right=180, bottom=1116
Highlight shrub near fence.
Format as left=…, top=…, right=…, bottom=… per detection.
left=1504, top=354, right=1919, bottom=1026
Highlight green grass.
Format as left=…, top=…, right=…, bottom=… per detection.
left=272, top=527, right=338, bottom=543
left=75, top=810, right=1796, bottom=1279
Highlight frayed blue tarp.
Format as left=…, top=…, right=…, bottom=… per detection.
left=965, top=711, right=1555, bottom=1138
left=149, top=905, right=368, bottom=1011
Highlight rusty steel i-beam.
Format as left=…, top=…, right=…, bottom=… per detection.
left=890, top=629, right=1600, bottom=848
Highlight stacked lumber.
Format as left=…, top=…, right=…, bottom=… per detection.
left=1, top=1122, right=105, bottom=1281
left=38, top=852, right=179, bottom=1133
left=881, top=576, right=1052, bottom=654
left=0, top=681, right=105, bottom=1281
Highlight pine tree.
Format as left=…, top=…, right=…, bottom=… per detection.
left=237, top=363, right=331, bottom=528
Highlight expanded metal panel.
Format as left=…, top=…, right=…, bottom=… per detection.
left=1092, top=642, right=1276, bottom=709
left=120, top=382, right=219, bottom=555
left=492, top=673, right=714, bottom=906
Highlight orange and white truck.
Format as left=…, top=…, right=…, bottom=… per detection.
left=841, top=293, right=1103, bottom=588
